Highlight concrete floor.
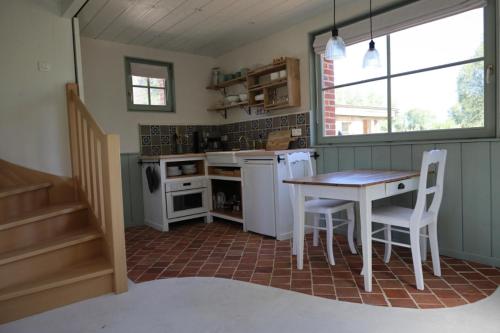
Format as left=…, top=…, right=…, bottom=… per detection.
left=2, top=277, right=500, bottom=333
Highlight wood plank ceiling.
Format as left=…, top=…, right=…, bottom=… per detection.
left=77, top=0, right=336, bottom=57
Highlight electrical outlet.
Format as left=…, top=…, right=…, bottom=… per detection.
left=37, top=61, right=51, bottom=72
left=291, top=128, right=302, bottom=137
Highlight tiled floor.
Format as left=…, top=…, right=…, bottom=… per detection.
left=125, top=219, right=500, bottom=309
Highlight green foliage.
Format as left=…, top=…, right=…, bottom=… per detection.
left=448, top=56, right=484, bottom=128
left=393, top=108, right=436, bottom=132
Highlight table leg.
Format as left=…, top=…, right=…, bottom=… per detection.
left=359, top=193, right=373, bottom=292
left=296, top=185, right=305, bottom=270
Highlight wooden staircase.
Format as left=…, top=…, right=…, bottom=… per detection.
left=0, top=83, right=127, bottom=324
left=0, top=169, right=114, bottom=323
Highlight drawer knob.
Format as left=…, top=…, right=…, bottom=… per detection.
left=397, top=183, right=405, bottom=190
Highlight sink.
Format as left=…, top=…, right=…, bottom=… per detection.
left=206, top=150, right=265, bottom=164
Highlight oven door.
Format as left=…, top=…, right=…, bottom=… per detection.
left=166, top=188, right=208, bottom=219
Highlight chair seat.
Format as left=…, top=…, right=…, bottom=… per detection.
left=372, top=205, right=434, bottom=228
left=305, top=199, right=353, bottom=214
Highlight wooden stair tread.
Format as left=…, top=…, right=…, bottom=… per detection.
left=0, top=257, right=113, bottom=301
left=0, top=182, right=52, bottom=199
left=0, top=227, right=102, bottom=266
left=0, top=168, right=28, bottom=187
left=0, top=202, right=87, bottom=231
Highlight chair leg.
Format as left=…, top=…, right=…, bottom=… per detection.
left=428, top=222, right=441, bottom=276
left=384, top=225, right=392, bottom=263
left=410, top=226, right=425, bottom=290
left=325, top=214, right=335, bottom=265
left=420, top=226, right=428, bottom=262
left=346, top=206, right=357, bottom=254
left=313, top=214, right=320, bottom=247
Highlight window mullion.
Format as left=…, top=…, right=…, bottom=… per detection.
left=387, top=35, right=392, bottom=134
left=147, top=80, right=151, bottom=106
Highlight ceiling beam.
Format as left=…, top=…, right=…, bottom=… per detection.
left=60, top=0, right=88, bottom=18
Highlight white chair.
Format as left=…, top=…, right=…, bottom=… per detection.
left=285, top=152, right=357, bottom=265
left=371, top=149, right=447, bottom=290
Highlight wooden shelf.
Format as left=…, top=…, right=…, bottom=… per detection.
left=248, top=62, right=286, bottom=77
left=206, top=76, right=246, bottom=90
left=206, top=57, right=300, bottom=114
left=264, top=102, right=289, bottom=110
left=166, top=173, right=205, bottom=180
left=248, top=78, right=287, bottom=92
left=249, top=102, right=264, bottom=108
left=207, top=101, right=248, bottom=112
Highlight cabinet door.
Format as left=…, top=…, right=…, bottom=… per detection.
left=242, top=160, right=276, bottom=237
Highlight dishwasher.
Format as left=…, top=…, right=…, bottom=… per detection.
left=242, top=159, right=277, bottom=237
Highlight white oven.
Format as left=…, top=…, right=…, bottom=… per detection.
left=165, top=179, right=208, bottom=219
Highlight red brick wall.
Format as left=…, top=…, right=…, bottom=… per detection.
left=322, top=58, right=336, bottom=136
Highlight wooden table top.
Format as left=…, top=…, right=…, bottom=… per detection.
left=283, top=170, right=420, bottom=187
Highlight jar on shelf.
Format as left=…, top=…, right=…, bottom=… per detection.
left=212, top=67, right=221, bottom=86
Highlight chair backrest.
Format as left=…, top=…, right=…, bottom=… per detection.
left=412, top=149, right=447, bottom=224
left=284, top=152, right=314, bottom=207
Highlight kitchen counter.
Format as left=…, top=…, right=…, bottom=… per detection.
left=140, top=153, right=206, bottom=160
left=235, top=148, right=315, bottom=157
left=141, top=148, right=314, bottom=160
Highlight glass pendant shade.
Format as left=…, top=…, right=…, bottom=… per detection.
left=363, top=40, right=381, bottom=68
left=325, top=28, right=346, bottom=60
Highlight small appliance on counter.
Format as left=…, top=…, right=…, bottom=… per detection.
left=206, top=136, right=223, bottom=151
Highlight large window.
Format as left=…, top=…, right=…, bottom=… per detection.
left=125, top=57, right=175, bottom=112
left=316, top=6, right=495, bottom=142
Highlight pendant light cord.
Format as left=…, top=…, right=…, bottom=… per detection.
left=333, top=0, right=336, bottom=28
left=369, top=0, right=373, bottom=40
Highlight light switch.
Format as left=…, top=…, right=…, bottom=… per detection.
left=291, top=128, right=302, bottom=137
left=37, top=61, right=51, bottom=72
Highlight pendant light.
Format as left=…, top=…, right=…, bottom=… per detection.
left=325, top=0, right=346, bottom=61
left=363, top=0, right=381, bottom=68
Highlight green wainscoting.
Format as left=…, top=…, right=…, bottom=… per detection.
left=121, top=153, right=144, bottom=228
left=315, top=139, right=500, bottom=267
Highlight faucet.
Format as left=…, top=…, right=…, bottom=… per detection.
left=239, top=136, right=249, bottom=150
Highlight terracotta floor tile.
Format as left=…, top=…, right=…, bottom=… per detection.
left=425, top=279, right=451, bottom=289
left=471, top=280, right=497, bottom=290
left=126, top=221, right=497, bottom=310
left=384, top=288, right=410, bottom=299
left=338, top=297, right=362, bottom=304
left=440, top=298, right=468, bottom=307
left=313, top=284, right=335, bottom=294
left=361, top=294, right=388, bottom=306
left=315, top=294, right=337, bottom=300
left=291, top=280, right=312, bottom=288
left=432, top=289, right=461, bottom=299
left=418, top=303, right=443, bottom=309
left=411, top=294, right=441, bottom=305
left=334, top=279, right=357, bottom=288
left=377, top=279, right=404, bottom=289
left=336, top=287, right=360, bottom=298
left=388, top=298, right=418, bottom=308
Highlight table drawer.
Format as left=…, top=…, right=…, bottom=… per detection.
left=385, top=177, right=419, bottom=196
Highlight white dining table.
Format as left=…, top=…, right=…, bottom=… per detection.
left=283, top=169, right=421, bottom=292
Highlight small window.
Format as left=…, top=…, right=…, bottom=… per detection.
left=125, top=57, right=175, bottom=112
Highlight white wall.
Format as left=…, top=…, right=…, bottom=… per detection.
left=215, top=0, right=403, bottom=124
left=0, top=0, right=75, bottom=176
left=80, top=38, right=217, bottom=153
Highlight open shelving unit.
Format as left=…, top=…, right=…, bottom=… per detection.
left=206, top=57, right=300, bottom=118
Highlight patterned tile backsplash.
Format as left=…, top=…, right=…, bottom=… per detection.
left=139, top=112, right=310, bottom=156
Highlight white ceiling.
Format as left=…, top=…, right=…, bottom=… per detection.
left=77, top=0, right=345, bottom=57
